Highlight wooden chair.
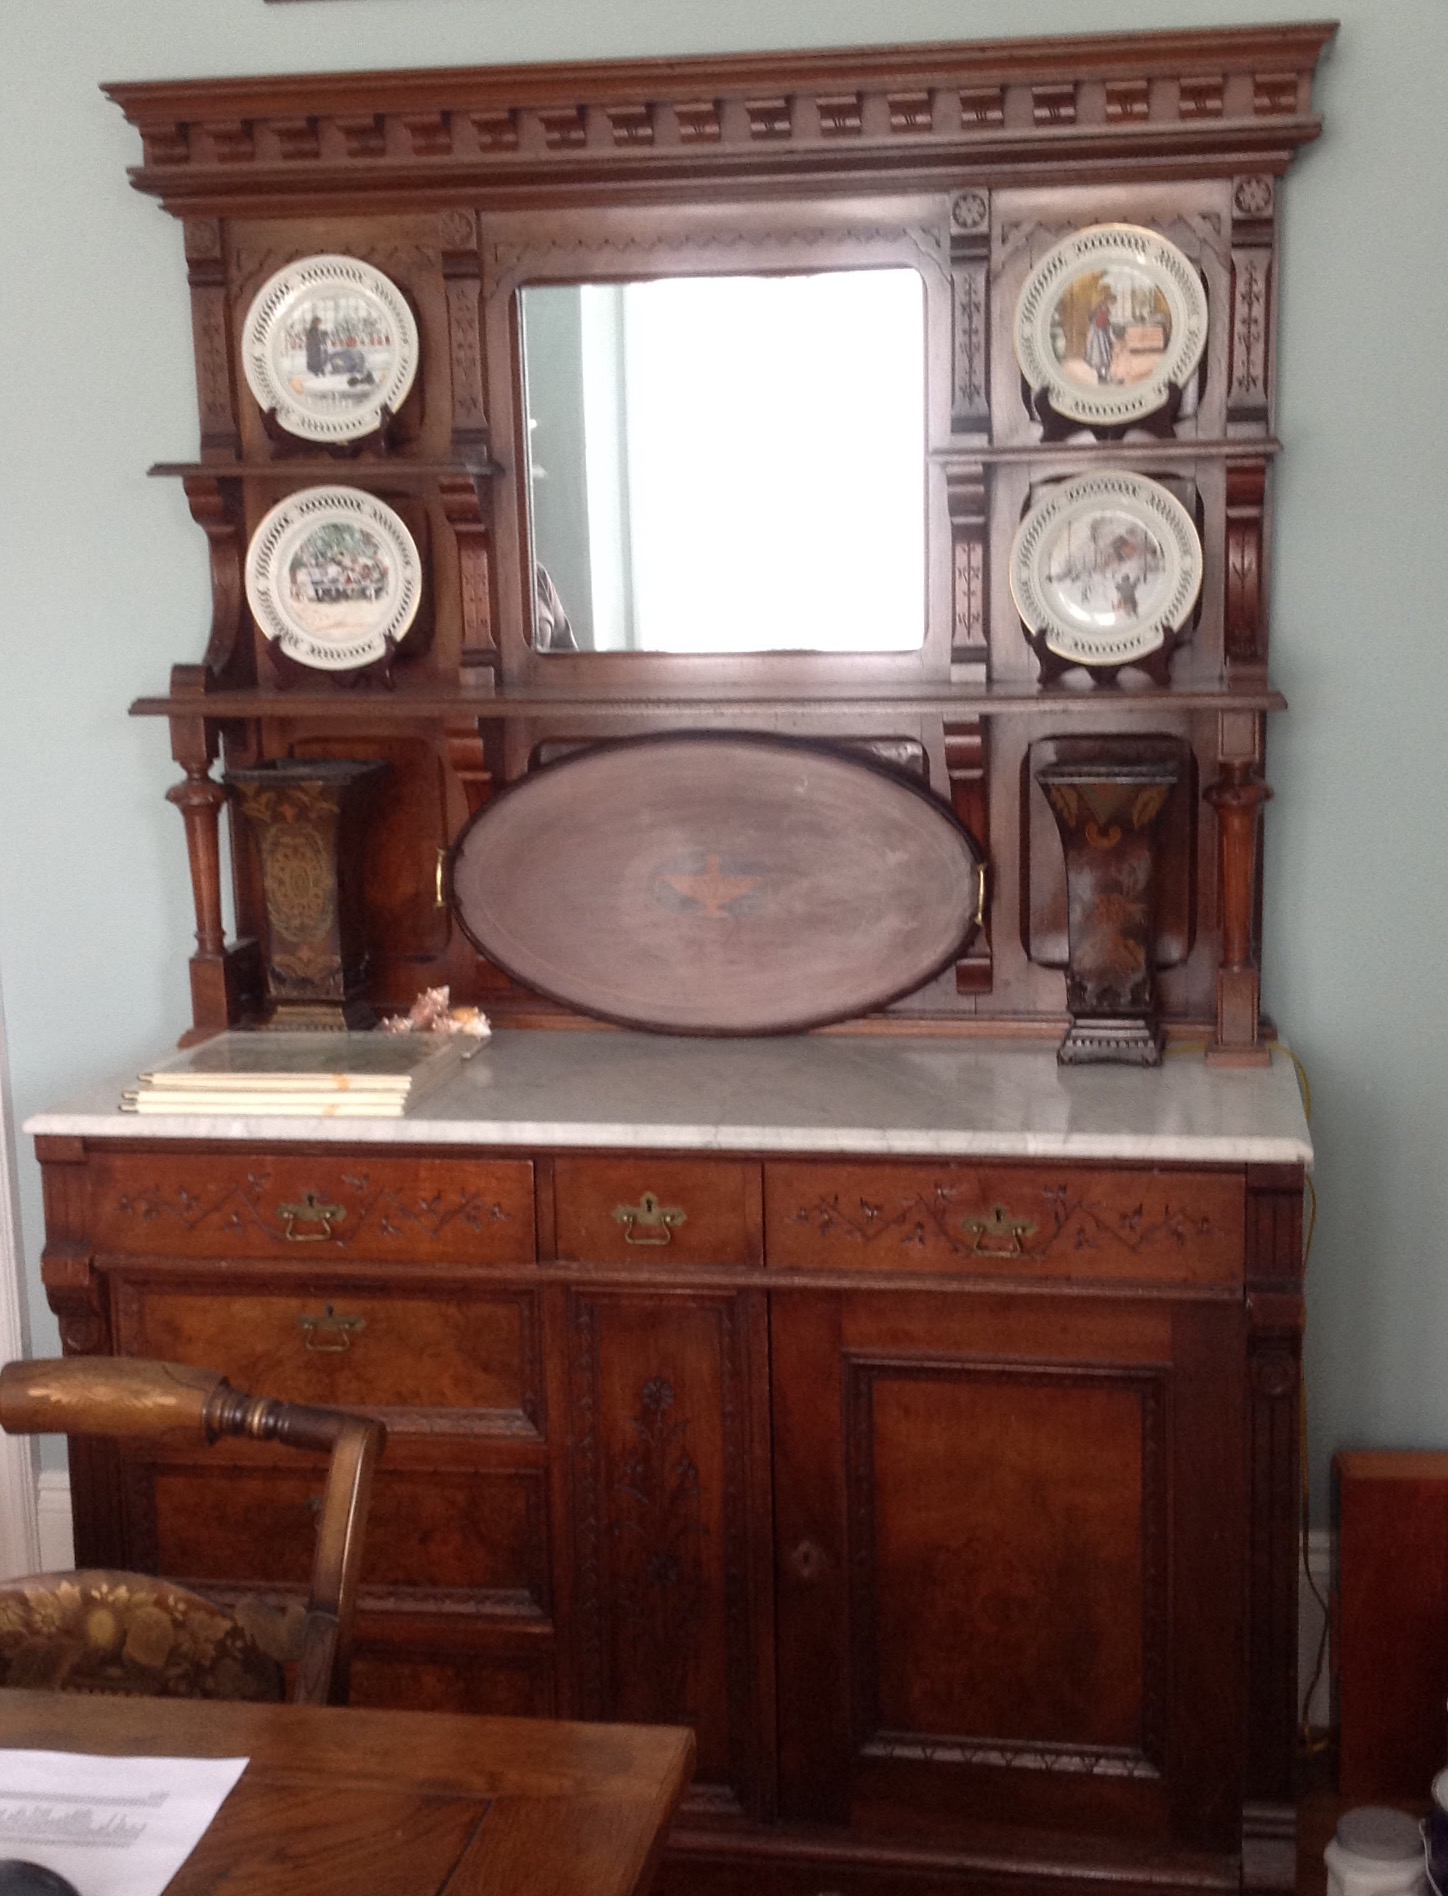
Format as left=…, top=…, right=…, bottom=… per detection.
left=0, top=1357, right=384, bottom=1706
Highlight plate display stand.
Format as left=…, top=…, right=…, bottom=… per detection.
left=259, top=401, right=402, bottom=459
left=1028, top=378, right=1186, bottom=445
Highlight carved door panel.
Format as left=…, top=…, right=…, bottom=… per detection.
left=772, top=1289, right=1245, bottom=1854
left=565, top=1287, right=774, bottom=1823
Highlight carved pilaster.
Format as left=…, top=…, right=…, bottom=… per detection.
left=949, top=189, right=990, bottom=435
left=439, top=209, right=489, bottom=461
left=166, top=678, right=260, bottom=1039
left=438, top=474, right=497, bottom=687
left=181, top=475, right=250, bottom=686
left=445, top=726, right=493, bottom=820
left=1205, top=757, right=1272, bottom=1064
left=945, top=465, right=987, bottom=667
left=1245, top=1165, right=1306, bottom=1805
left=944, top=720, right=990, bottom=994
left=1229, top=175, right=1276, bottom=429
left=1225, top=460, right=1269, bottom=670
left=183, top=219, right=240, bottom=459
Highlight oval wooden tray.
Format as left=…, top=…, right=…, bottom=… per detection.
left=448, top=734, right=983, bottom=1035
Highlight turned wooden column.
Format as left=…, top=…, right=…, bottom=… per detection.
left=1205, top=761, right=1272, bottom=1065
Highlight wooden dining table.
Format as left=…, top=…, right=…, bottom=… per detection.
left=0, top=1688, right=694, bottom=1895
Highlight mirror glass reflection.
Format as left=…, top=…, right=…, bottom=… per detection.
left=520, top=269, right=927, bottom=655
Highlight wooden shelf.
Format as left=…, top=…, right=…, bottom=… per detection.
left=149, top=459, right=504, bottom=482
left=131, top=681, right=1288, bottom=721
left=936, top=437, right=1283, bottom=468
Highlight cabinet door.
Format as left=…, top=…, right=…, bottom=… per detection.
left=565, top=1286, right=774, bottom=1823
left=772, top=1289, right=1245, bottom=1855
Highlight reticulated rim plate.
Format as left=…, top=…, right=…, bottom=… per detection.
left=1014, top=223, right=1208, bottom=429
left=241, top=253, right=419, bottom=443
left=1008, top=471, right=1203, bottom=669
left=245, top=485, right=422, bottom=672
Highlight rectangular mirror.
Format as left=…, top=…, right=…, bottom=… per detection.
left=520, top=268, right=927, bottom=655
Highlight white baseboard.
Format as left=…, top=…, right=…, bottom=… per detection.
left=36, top=1469, right=74, bottom=1572
left=23, top=1469, right=1338, bottom=1729
left=1299, top=1528, right=1333, bottom=1731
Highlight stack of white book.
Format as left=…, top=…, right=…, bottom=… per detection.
left=122, top=1031, right=468, bottom=1118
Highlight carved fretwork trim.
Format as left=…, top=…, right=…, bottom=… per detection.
left=786, top=1179, right=1231, bottom=1263
left=105, top=1167, right=516, bottom=1249
left=104, top=26, right=1334, bottom=209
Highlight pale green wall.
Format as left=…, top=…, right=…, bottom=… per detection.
left=1, top=0, right=1443, bottom=1508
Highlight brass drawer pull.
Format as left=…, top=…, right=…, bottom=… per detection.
left=277, top=1193, right=346, bottom=1243
left=961, top=1205, right=1037, bottom=1258
left=612, top=1192, right=687, bottom=1247
left=298, top=1304, right=366, bottom=1353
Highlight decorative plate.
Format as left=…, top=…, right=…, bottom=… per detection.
left=245, top=486, right=422, bottom=671
left=1008, top=471, right=1203, bottom=670
left=1014, top=224, right=1207, bottom=429
left=448, top=733, right=985, bottom=1035
left=241, top=254, right=419, bottom=442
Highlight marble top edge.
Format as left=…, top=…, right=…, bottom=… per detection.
left=24, top=1032, right=1314, bottom=1167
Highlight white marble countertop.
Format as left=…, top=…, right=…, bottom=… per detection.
left=25, top=1030, right=1313, bottom=1167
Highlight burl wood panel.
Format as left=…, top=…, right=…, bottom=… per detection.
left=448, top=735, right=981, bottom=1035
left=857, top=1366, right=1156, bottom=1758
left=112, top=1277, right=543, bottom=1432
left=1334, top=1451, right=1448, bottom=1800
left=88, top=1150, right=536, bottom=1264
left=568, top=1287, right=774, bottom=1822
left=138, top=1458, right=551, bottom=1608
left=349, top=1636, right=556, bottom=1719
left=766, top=1161, right=1244, bottom=1286
left=554, top=1158, right=761, bottom=1268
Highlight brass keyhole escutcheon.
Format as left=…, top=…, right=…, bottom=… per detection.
left=278, top=1192, right=347, bottom=1243
left=961, top=1205, right=1037, bottom=1258
left=297, top=1303, right=366, bottom=1353
left=788, top=1540, right=826, bottom=1583
left=612, top=1191, right=687, bottom=1247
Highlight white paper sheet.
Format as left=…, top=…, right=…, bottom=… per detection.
left=0, top=1751, right=248, bottom=1896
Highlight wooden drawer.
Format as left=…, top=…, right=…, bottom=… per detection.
left=88, top=1150, right=535, bottom=1265
left=112, top=1277, right=544, bottom=1434
left=552, top=1157, right=760, bottom=1266
left=765, top=1161, right=1244, bottom=1286
left=135, top=1456, right=551, bottom=1611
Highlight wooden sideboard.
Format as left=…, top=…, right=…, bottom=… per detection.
left=30, top=1033, right=1311, bottom=1896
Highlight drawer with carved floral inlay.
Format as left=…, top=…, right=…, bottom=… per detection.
left=552, top=1157, right=761, bottom=1267
left=87, top=1151, right=535, bottom=1264
left=111, top=1278, right=544, bottom=1435
left=764, top=1162, right=1245, bottom=1286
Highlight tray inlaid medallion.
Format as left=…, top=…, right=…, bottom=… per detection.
left=447, top=734, right=985, bottom=1034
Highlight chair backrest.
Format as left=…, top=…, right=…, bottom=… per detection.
left=0, top=1357, right=385, bottom=1705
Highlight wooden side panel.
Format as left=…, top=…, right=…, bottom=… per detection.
left=1335, top=1452, right=1448, bottom=1801
left=567, top=1287, right=774, bottom=1822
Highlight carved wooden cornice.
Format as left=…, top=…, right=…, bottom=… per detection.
left=104, top=23, right=1337, bottom=215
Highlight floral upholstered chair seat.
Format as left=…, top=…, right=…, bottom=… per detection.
left=0, top=1571, right=291, bottom=1700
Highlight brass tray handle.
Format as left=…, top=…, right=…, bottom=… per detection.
left=297, top=1304, right=366, bottom=1353
left=961, top=1205, right=1038, bottom=1258
left=612, top=1192, right=687, bottom=1247
left=277, top=1193, right=346, bottom=1243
